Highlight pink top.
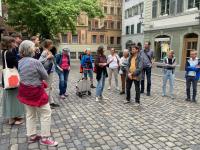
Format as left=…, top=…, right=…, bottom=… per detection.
left=61, top=54, right=69, bottom=70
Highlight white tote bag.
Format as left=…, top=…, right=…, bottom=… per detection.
left=3, top=51, right=20, bottom=89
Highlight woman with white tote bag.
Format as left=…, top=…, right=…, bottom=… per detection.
left=1, top=36, right=24, bottom=125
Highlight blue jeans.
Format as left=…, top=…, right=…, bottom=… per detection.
left=58, top=70, right=69, bottom=95
left=162, top=69, right=175, bottom=96
left=96, top=73, right=106, bottom=97
left=83, top=69, right=93, bottom=81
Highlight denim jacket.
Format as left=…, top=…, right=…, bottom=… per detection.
left=55, top=53, right=70, bottom=73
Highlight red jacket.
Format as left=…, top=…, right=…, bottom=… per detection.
left=17, top=82, right=48, bottom=107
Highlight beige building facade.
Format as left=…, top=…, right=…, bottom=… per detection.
left=59, top=0, right=122, bottom=59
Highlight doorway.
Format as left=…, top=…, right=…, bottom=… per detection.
left=154, top=35, right=171, bottom=62
left=181, top=33, right=198, bottom=70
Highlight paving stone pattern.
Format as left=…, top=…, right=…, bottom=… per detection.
left=0, top=62, right=200, bottom=150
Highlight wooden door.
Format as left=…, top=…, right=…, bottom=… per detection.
left=181, top=38, right=198, bottom=70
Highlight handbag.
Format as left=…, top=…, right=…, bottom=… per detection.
left=3, top=51, right=20, bottom=89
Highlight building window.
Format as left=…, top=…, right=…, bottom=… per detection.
left=94, top=20, right=98, bottom=28
left=160, top=0, right=170, bottom=15
left=62, top=34, right=68, bottom=43
left=104, top=6, right=108, bottom=14
left=92, top=35, right=97, bottom=43
left=88, top=21, right=91, bottom=30
left=72, top=35, right=78, bottom=43
left=131, top=25, right=134, bottom=34
left=117, top=21, right=121, bottom=29
left=169, top=0, right=176, bottom=15
left=100, top=35, right=104, bottom=43
left=117, top=7, right=121, bottom=15
left=125, top=10, right=128, bottom=19
left=70, top=52, right=76, bottom=59
left=128, top=8, right=132, bottom=17
left=152, top=0, right=158, bottom=18
left=133, top=6, right=139, bottom=15
left=126, top=26, right=130, bottom=35
left=104, top=21, right=107, bottom=29
left=137, top=23, right=141, bottom=34
left=177, top=0, right=184, bottom=13
left=111, top=21, right=115, bottom=29
left=110, top=7, right=114, bottom=15
left=139, top=3, right=144, bottom=14
left=110, top=37, right=114, bottom=44
left=117, top=37, right=121, bottom=44
left=188, top=0, right=200, bottom=9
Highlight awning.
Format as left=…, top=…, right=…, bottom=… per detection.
left=155, top=38, right=170, bottom=42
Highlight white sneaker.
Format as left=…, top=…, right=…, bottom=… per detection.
left=116, top=87, right=120, bottom=91
left=101, top=95, right=109, bottom=100
left=96, top=97, right=99, bottom=102
left=107, top=86, right=111, bottom=90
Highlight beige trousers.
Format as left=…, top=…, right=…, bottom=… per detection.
left=25, top=103, right=52, bottom=137
left=46, top=73, right=54, bottom=104
left=108, top=68, right=119, bottom=87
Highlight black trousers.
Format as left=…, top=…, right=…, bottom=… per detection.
left=126, top=78, right=140, bottom=103
left=186, top=76, right=198, bottom=101
left=141, top=67, right=152, bottom=93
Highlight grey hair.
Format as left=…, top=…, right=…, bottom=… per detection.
left=123, top=49, right=129, bottom=53
left=19, top=40, right=35, bottom=57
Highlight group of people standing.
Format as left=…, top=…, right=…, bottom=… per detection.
left=94, top=42, right=154, bottom=105
left=94, top=41, right=200, bottom=105
left=0, top=33, right=199, bottom=147
left=1, top=34, right=73, bottom=147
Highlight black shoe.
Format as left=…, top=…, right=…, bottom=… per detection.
left=146, top=93, right=151, bottom=96
left=50, top=103, right=60, bottom=108
left=192, top=99, right=197, bottom=103
left=90, top=84, right=96, bottom=88
left=140, top=91, right=144, bottom=94
left=120, top=91, right=125, bottom=95
left=185, top=98, right=191, bottom=101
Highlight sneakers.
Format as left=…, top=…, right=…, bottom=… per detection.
left=185, top=98, right=190, bottom=101
left=28, top=135, right=42, bottom=143
left=120, top=91, right=125, bottom=95
left=40, top=137, right=58, bottom=147
left=95, top=97, right=99, bottom=102
left=100, top=95, right=109, bottom=100
left=107, top=86, right=111, bottom=90
left=64, top=93, right=69, bottom=97
left=90, top=84, right=96, bottom=88
left=116, top=87, right=120, bottom=91
left=60, top=95, right=65, bottom=99
left=50, top=103, right=60, bottom=109
left=146, top=92, right=151, bottom=96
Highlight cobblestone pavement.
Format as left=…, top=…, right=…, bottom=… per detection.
left=0, top=62, right=200, bottom=150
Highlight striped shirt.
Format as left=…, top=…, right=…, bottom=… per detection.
left=18, top=57, right=48, bottom=86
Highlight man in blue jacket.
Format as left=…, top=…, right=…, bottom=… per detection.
left=185, top=50, right=200, bottom=102
left=81, top=49, right=95, bottom=88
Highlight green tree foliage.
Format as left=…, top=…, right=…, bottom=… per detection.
left=6, top=0, right=103, bottom=38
